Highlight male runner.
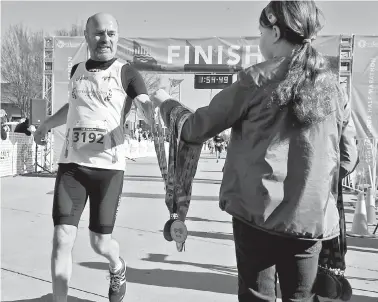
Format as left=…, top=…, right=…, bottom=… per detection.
left=34, top=13, right=153, bottom=302
left=213, top=134, right=224, bottom=163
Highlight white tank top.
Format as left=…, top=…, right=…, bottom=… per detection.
left=59, top=60, right=128, bottom=171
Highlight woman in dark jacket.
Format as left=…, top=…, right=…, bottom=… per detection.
left=152, top=1, right=358, bottom=301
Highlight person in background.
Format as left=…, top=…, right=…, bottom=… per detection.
left=14, top=118, right=31, bottom=136
left=1, top=110, right=8, bottom=140
left=213, top=134, right=224, bottom=163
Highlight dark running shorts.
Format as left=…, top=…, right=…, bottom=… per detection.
left=52, top=163, right=124, bottom=234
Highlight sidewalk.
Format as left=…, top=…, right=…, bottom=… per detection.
left=1, top=153, right=378, bottom=302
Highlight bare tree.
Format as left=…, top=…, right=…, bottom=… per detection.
left=168, top=78, right=184, bottom=100
left=1, top=24, right=44, bottom=117
left=140, top=72, right=162, bottom=94
left=54, top=23, right=85, bottom=36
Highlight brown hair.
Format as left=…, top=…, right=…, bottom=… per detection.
left=260, top=1, right=338, bottom=125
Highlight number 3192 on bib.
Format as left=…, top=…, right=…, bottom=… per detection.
left=72, top=127, right=106, bottom=150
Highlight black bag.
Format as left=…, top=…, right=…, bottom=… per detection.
left=315, top=181, right=352, bottom=301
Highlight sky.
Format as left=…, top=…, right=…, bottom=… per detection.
left=1, top=1, right=378, bottom=109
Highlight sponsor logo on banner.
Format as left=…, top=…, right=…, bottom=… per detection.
left=366, top=57, right=376, bottom=136
left=351, top=35, right=378, bottom=139
left=357, top=39, right=378, bottom=49
left=56, top=39, right=84, bottom=49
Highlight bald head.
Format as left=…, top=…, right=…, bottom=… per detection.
left=85, top=12, right=119, bottom=61
left=85, top=13, right=119, bottom=33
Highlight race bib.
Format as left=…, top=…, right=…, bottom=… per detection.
left=70, top=121, right=108, bottom=151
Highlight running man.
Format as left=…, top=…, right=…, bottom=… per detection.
left=34, top=13, right=153, bottom=302
left=213, top=134, right=224, bottom=163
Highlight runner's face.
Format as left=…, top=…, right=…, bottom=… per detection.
left=85, top=17, right=119, bottom=61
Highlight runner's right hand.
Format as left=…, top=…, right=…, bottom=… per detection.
left=34, top=123, right=49, bottom=145
left=150, top=89, right=172, bottom=107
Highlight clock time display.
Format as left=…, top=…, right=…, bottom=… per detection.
left=194, top=74, right=233, bottom=89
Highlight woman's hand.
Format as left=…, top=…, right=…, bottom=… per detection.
left=150, top=89, right=172, bottom=108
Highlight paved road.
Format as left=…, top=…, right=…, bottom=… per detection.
left=1, top=152, right=378, bottom=302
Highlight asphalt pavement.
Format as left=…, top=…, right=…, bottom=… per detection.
left=1, top=152, right=378, bottom=302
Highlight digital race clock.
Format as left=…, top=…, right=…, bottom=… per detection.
left=194, top=74, right=233, bottom=89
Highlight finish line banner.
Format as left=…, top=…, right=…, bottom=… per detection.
left=351, top=35, right=378, bottom=139
left=117, top=36, right=340, bottom=71
left=52, top=35, right=340, bottom=73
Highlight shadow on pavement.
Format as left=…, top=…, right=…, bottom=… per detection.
left=129, top=266, right=238, bottom=295
left=348, top=276, right=378, bottom=282
left=45, top=191, right=220, bottom=201
left=156, top=229, right=234, bottom=241
left=79, top=260, right=238, bottom=295
left=188, top=230, right=234, bottom=241
left=121, top=192, right=220, bottom=201
left=344, top=207, right=378, bottom=215
left=319, top=294, right=378, bottom=302
left=141, top=253, right=237, bottom=274
left=353, top=295, right=378, bottom=301
left=347, top=236, right=378, bottom=250
left=3, top=294, right=95, bottom=302
left=186, top=216, right=231, bottom=224
left=124, top=174, right=221, bottom=184
left=344, top=208, right=356, bottom=214
left=78, top=258, right=377, bottom=301
left=348, top=246, right=378, bottom=254
left=79, top=257, right=280, bottom=298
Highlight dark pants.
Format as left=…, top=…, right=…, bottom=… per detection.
left=318, top=181, right=347, bottom=271
left=233, top=218, right=321, bottom=302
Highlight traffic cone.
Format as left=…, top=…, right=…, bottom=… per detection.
left=366, top=188, right=376, bottom=225
left=348, top=192, right=370, bottom=237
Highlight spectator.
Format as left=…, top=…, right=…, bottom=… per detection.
left=14, top=118, right=32, bottom=136
left=1, top=124, right=7, bottom=140
left=1, top=110, right=8, bottom=140
left=213, top=134, right=224, bottom=163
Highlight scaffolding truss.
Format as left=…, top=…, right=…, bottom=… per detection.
left=35, top=37, right=54, bottom=173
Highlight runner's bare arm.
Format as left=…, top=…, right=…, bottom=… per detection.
left=44, top=103, right=70, bottom=129
left=133, top=94, right=154, bottom=126
left=34, top=103, right=69, bottom=145
left=122, top=65, right=154, bottom=125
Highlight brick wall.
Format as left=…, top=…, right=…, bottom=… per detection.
left=0, top=133, right=47, bottom=177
